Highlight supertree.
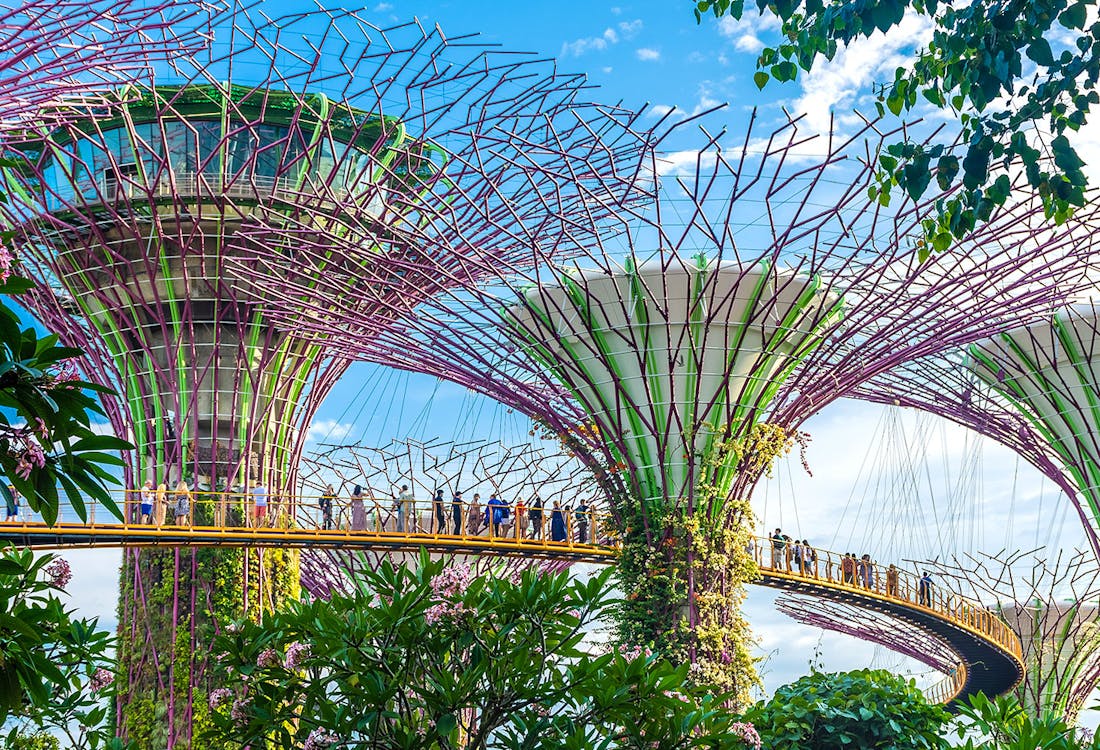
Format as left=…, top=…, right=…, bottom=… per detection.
left=917, top=548, right=1100, bottom=724
left=0, top=5, right=656, bottom=745
left=234, top=112, right=1100, bottom=703
left=298, top=437, right=595, bottom=598
left=853, top=301, right=1100, bottom=558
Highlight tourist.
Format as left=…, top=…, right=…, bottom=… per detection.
left=860, top=554, right=875, bottom=589
left=770, top=528, right=786, bottom=570
left=4, top=485, right=18, bottom=523
left=432, top=489, right=446, bottom=534
left=514, top=496, right=527, bottom=539
left=841, top=553, right=856, bottom=585
left=319, top=485, right=335, bottom=530
left=139, top=480, right=155, bottom=524
left=575, top=499, right=590, bottom=543
left=919, top=571, right=934, bottom=607
left=451, top=490, right=465, bottom=535
left=549, top=499, right=567, bottom=542
left=793, top=540, right=804, bottom=573
left=528, top=494, right=544, bottom=539
left=467, top=493, right=482, bottom=535
left=886, top=564, right=899, bottom=597
left=803, top=540, right=818, bottom=576
left=251, top=481, right=269, bottom=528
left=485, top=493, right=508, bottom=536
left=173, top=480, right=190, bottom=526
left=154, top=482, right=168, bottom=526
left=350, top=484, right=366, bottom=531
left=395, top=484, right=413, bottom=533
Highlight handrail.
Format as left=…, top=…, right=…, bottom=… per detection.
left=6, top=489, right=617, bottom=553
left=750, top=536, right=1025, bottom=701
left=2, top=490, right=1022, bottom=704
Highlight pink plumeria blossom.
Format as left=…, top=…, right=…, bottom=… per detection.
left=256, top=648, right=280, bottom=668
left=731, top=721, right=761, bottom=750
left=45, top=558, right=71, bottom=588
left=303, top=728, right=340, bottom=750
left=429, top=563, right=472, bottom=598
left=284, top=641, right=311, bottom=670
left=208, top=688, right=233, bottom=710
left=230, top=696, right=252, bottom=726
left=89, top=668, right=113, bottom=692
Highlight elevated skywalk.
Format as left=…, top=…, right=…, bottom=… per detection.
left=0, top=491, right=1023, bottom=705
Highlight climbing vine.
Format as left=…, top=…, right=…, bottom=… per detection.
left=612, top=423, right=800, bottom=709
left=116, top=490, right=299, bottom=748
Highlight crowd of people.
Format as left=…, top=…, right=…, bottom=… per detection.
left=767, top=528, right=936, bottom=607
left=315, top=484, right=599, bottom=544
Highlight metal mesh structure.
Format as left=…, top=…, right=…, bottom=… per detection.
left=776, top=594, right=960, bottom=674
left=0, top=0, right=214, bottom=128
left=923, top=549, right=1100, bottom=724
left=297, top=437, right=595, bottom=597
left=238, top=111, right=1100, bottom=693
left=0, top=6, right=657, bottom=746
left=853, top=302, right=1100, bottom=557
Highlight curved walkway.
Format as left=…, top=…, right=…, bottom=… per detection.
left=753, top=543, right=1024, bottom=707
left=1, top=492, right=1023, bottom=704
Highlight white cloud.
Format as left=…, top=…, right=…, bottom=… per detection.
left=716, top=10, right=781, bottom=55
left=655, top=149, right=719, bottom=177
left=792, top=11, right=935, bottom=134
left=560, top=19, right=643, bottom=57
left=305, top=419, right=355, bottom=443
left=636, top=47, right=661, bottom=62
left=735, top=35, right=765, bottom=54
left=647, top=103, right=676, bottom=119
left=602, top=66, right=614, bottom=74
left=373, top=2, right=392, bottom=10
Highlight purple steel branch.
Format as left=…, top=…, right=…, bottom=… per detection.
left=297, top=437, right=594, bottom=597
left=0, top=0, right=215, bottom=127
left=776, top=594, right=960, bottom=673
left=284, top=113, right=1100, bottom=524
left=920, top=548, right=1100, bottom=723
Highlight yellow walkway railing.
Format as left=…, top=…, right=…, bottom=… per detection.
left=0, top=490, right=1023, bottom=703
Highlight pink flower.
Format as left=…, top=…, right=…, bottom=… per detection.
left=33, top=418, right=49, bottom=440
left=25, top=443, right=45, bottom=468
left=14, top=455, right=32, bottom=480
left=284, top=641, right=311, bottom=670
left=424, top=601, right=471, bottom=624
left=45, top=558, right=71, bottom=588
left=429, top=563, right=472, bottom=598
left=230, top=696, right=251, bottom=726
left=256, top=648, right=280, bottom=668
left=0, top=244, right=14, bottom=283
left=89, top=668, right=113, bottom=692
left=208, top=688, right=233, bottom=710
left=731, top=721, right=761, bottom=750
left=303, top=728, right=340, bottom=750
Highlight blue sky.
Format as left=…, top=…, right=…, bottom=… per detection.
left=51, top=0, right=1100, bottom=711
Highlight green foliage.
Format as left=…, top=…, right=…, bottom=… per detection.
left=0, top=275, right=130, bottom=523
left=0, top=548, right=124, bottom=750
left=8, top=729, right=61, bottom=750
left=743, top=669, right=950, bottom=750
left=953, top=692, right=1100, bottom=749
left=207, top=553, right=754, bottom=749
left=695, top=0, right=1097, bottom=248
